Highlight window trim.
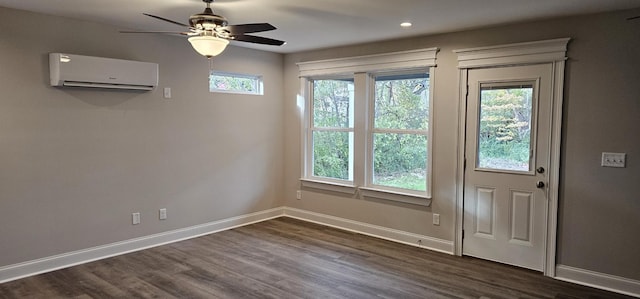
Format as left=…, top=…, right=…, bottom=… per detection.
left=298, top=48, right=438, bottom=77
left=300, top=178, right=357, bottom=194
left=298, top=48, right=439, bottom=205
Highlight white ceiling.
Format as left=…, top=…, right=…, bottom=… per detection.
left=1, top=0, right=639, bottom=53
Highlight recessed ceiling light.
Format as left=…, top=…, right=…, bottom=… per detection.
left=400, top=22, right=412, bottom=28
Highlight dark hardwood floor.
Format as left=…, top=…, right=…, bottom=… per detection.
left=0, top=217, right=633, bottom=299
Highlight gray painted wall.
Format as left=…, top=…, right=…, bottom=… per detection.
left=0, top=7, right=284, bottom=267
left=283, top=8, right=640, bottom=280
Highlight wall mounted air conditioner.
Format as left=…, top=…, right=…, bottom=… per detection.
left=49, top=53, right=159, bottom=91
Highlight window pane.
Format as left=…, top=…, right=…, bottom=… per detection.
left=313, top=131, right=352, bottom=180
left=373, top=133, right=427, bottom=191
left=313, top=79, right=354, bottom=128
left=477, top=84, right=534, bottom=172
left=374, top=73, right=429, bottom=130
left=209, top=71, right=263, bottom=94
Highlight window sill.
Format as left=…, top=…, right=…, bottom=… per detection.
left=359, top=187, right=432, bottom=207
left=299, top=178, right=431, bottom=207
left=210, top=89, right=263, bottom=95
left=299, top=178, right=357, bottom=194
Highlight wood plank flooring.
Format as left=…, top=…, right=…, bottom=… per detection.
left=0, top=217, right=633, bottom=299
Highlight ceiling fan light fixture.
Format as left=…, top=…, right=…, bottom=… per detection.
left=188, top=36, right=229, bottom=58
left=123, top=0, right=284, bottom=56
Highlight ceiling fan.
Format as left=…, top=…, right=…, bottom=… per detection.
left=121, top=0, right=285, bottom=58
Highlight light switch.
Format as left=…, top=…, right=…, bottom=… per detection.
left=163, top=87, right=171, bottom=99
left=601, top=152, right=626, bottom=168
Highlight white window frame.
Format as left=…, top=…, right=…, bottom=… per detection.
left=298, top=48, right=438, bottom=206
left=363, top=70, right=432, bottom=200
left=209, top=71, right=264, bottom=95
left=305, top=76, right=355, bottom=185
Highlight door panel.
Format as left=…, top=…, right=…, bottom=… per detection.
left=463, top=64, right=552, bottom=271
left=510, top=190, right=533, bottom=244
left=474, top=187, right=496, bottom=237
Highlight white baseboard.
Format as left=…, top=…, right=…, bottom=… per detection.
left=555, top=264, right=640, bottom=297
left=0, top=207, right=284, bottom=284
left=0, top=206, right=454, bottom=284
left=6, top=206, right=639, bottom=298
left=283, top=207, right=454, bottom=255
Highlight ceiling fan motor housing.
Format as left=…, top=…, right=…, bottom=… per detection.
left=190, top=10, right=228, bottom=30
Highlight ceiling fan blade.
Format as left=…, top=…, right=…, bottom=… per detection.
left=143, top=13, right=190, bottom=28
left=627, top=15, right=640, bottom=20
left=120, top=30, right=190, bottom=36
left=231, top=34, right=285, bottom=46
left=226, top=23, right=276, bottom=35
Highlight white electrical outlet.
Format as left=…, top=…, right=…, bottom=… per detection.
left=601, top=152, right=626, bottom=168
left=159, top=208, right=167, bottom=220
left=433, top=213, right=440, bottom=226
left=132, top=212, right=141, bottom=225
left=163, top=87, right=171, bottom=99
left=296, top=190, right=302, bottom=200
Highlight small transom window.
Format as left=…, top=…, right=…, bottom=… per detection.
left=209, top=71, right=263, bottom=95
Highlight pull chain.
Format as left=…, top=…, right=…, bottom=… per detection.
left=208, top=58, right=214, bottom=87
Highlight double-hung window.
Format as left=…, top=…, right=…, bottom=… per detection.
left=370, top=72, right=430, bottom=192
left=310, top=77, right=355, bottom=182
left=299, top=49, right=438, bottom=205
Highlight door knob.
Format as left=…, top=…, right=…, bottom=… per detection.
left=536, top=181, right=545, bottom=188
left=536, top=167, right=545, bottom=174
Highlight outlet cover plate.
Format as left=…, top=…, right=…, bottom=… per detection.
left=132, top=212, right=141, bottom=225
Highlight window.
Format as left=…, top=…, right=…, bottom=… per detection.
left=298, top=48, right=438, bottom=205
left=371, top=73, right=429, bottom=192
left=209, top=71, right=263, bottom=95
left=310, top=78, right=354, bottom=181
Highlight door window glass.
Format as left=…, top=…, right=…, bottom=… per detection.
left=477, top=83, right=535, bottom=172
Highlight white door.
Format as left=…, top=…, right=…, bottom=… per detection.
left=463, top=64, right=553, bottom=271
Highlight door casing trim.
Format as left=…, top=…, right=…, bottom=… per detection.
left=453, top=38, right=570, bottom=277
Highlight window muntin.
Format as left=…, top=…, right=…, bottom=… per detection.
left=371, top=73, right=429, bottom=192
left=209, top=71, right=263, bottom=95
left=309, top=78, right=355, bottom=181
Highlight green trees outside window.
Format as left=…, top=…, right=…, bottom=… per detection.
left=311, top=79, right=354, bottom=180
left=209, top=72, right=263, bottom=94
left=477, top=85, right=534, bottom=171
left=373, top=74, right=429, bottom=191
